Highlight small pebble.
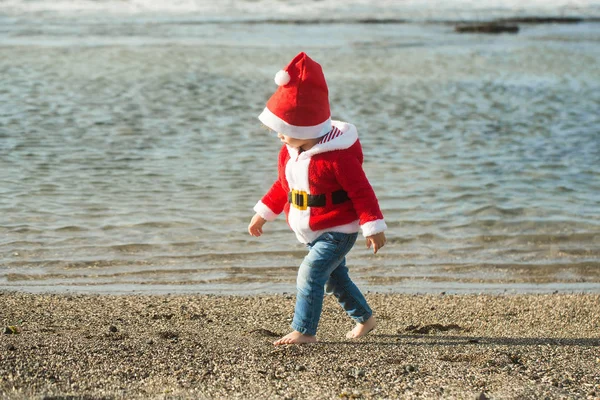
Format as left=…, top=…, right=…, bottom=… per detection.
left=4, top=326, right=20, bottom=335
left=109, top=325, right=118, bottom=333
left=7, top=344, right=16, bottom=351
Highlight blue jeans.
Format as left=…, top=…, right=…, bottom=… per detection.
left=291, top=231, right=373, bottom=336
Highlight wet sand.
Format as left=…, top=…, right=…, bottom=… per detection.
left=1, top=292, right=599, bottom=399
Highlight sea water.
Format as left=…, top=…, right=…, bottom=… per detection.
left=1, top=0, right=599, bottom=294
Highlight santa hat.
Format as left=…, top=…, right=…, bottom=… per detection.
left=258, top=52, right=331, bottom=139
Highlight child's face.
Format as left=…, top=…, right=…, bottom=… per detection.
left=277, top=133, right=311, bottom=149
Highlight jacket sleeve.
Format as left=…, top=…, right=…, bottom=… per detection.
left=253, top=146, right=288, bottom=221
left=332, top=152, right=387, bottom=237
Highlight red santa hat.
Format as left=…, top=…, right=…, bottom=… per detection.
left=258, top=52, right=332, bottom=139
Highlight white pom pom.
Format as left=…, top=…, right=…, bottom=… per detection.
left=274, top=70, right=291, bottom=86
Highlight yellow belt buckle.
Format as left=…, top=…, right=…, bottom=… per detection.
left=291, top=189, right=308, bottom=211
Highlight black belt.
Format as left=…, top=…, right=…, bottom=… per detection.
left=288, top=189, right=349, bottom=210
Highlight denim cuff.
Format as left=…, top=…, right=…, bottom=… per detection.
left=291, top=321, right=317, bottom=337
left=353, top=310, right=373, bottom=324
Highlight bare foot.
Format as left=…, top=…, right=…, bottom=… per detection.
left=346, top=315, right=376, bottom=339
left=273, top=331, right=317, bottom=346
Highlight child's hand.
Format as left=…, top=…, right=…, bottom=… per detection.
left=366, top=232, right=386, bottom=254
left=248, top=213, right=267, bottom=237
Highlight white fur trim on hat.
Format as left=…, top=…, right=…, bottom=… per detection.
left=274, top=70, right=291, bottom=86
left=258, top=107, right=331, bottom=139
left=361, top=219, right=387, bottom=237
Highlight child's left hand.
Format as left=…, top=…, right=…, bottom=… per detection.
left=366, top=232, right=386, bottom=254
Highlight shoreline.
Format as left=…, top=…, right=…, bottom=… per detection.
left=2, top=282, right=600, bottom=296
left=2, top=292, right=599, bottom=399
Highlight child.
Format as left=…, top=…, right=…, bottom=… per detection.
left=248, top=52, right=387, bottom=345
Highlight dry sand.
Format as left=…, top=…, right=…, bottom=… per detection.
left=1, top=292, right=599, bottom=399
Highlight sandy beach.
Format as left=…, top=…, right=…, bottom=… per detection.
left=1, top=292, right=599, bottom=399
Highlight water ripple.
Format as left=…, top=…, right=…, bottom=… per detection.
left=1, top=19, right=599, bottom=293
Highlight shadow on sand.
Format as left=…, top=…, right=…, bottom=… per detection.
left=319, top=334, right=600, bottom=347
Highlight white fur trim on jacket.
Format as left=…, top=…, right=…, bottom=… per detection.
left=305, top=122, right=358, bottom=156
left=285, top=121, right=359, bottom=160
left=253, top=201, right=279, bottom=222
left=258, top=107, right=331, bottom=140
left=361, top=219, right=387, bottom=237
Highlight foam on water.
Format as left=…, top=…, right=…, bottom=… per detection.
left=0, top=0, right=599, bottom=19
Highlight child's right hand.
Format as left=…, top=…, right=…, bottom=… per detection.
left=366, top=232, right=386, bottom=254
left=248, top=213, right=267, bottom=237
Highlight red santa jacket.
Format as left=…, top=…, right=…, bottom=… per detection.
left=254, top=121, right=387, bottom=244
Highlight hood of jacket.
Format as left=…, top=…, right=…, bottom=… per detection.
left=286, top=121, right=358, bottom=160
